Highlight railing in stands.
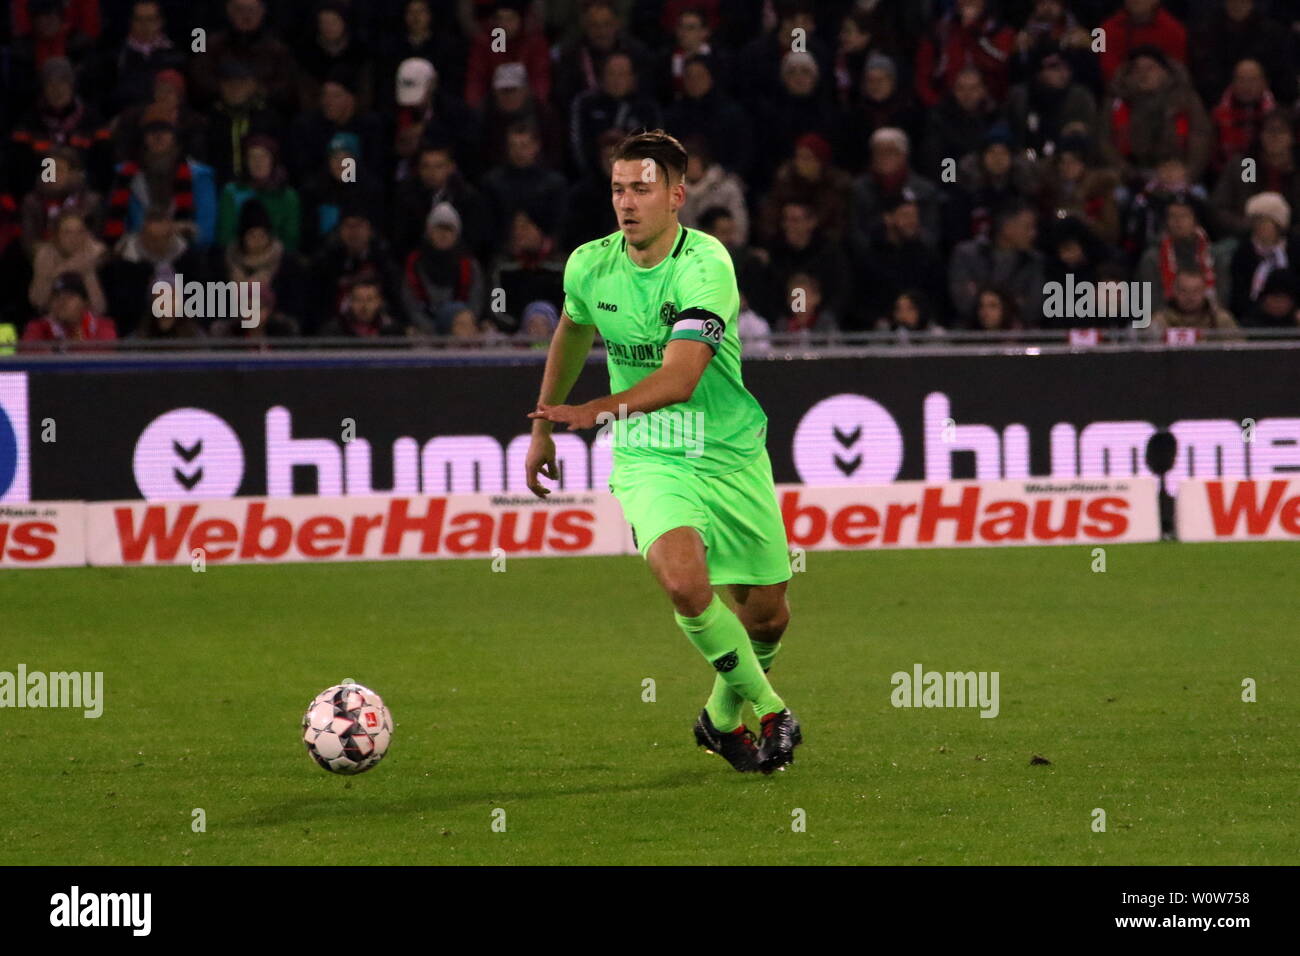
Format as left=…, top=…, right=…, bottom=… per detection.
left=2, top=326, right=1299, bottom=360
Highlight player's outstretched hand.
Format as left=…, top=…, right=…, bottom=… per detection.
left=528, top=402, right=598, bottom=430
left=524, top=429, right=559, bottom=498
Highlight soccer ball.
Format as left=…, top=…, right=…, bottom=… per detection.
left=302, top=679, right=393, bottom=774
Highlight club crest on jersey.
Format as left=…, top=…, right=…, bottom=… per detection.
left=659, top=301, right=678, bottom=326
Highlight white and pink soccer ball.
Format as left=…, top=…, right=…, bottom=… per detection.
left=302, top=680, right=393, bottom=774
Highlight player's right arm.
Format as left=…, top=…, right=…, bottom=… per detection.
left=526, top=310, right=595, bottom=498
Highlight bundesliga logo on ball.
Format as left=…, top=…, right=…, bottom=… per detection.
left=302, top=680, right=394, bottom=775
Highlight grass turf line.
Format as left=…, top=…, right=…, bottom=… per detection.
left=1, top=542, right=1293, bottom=865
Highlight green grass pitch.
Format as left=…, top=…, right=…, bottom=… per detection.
left=1, top=542, right=1294, bottom=865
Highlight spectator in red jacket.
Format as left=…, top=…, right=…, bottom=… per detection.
left=463, top=0, right=551, bottom=109
left=21, top=271, right=117, bottom=345
left=1098, top=0, right=1187, bottom=89
left=913, top=0, right=1015, bottom=109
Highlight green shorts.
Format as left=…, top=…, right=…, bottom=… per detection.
left=610, top=449, right=791, bottom=586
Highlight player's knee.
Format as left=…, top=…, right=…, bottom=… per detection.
left=746, top=599, right=790, bottom=642
left=663, top=575, right=713, bottom=617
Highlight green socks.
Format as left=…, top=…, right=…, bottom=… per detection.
left=707, top=639, right=782, bottom=731
left=675, top=595, right=784, bottom=730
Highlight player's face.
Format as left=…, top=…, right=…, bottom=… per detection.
left=610, top=159, right=682, bottom=247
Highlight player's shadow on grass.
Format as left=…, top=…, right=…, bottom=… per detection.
left=230, top=767, right=741, bottom=828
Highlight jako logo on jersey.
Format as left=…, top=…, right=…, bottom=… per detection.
left=597, top=301, right=618, bottom=312
left=659, top=301, right=678, bottom=326
left=713, top=651, right=739, bottom=672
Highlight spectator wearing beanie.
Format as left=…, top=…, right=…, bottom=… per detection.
left=758, top=132, right=852, bottom=244
left=29, top=208, right=108, bottom=314
left=288, top=65, right=386, bottom=185
left=225, top=198, right=308, bottom=326
left=487, top=207, right=564, bottom=334
left=217, top=134, right=300, bottom=251
left=206, top=58, right=285, bottom=188
left=1039, top=215, right=1120, bottom=330
left=22, top=271, right=117, bottom=346
left=8, top=56, right=113, bottom=194
left=403, top=201, right=486, bottom=332
left=1228, top=191, right=1300, bottom=320
left=299, top=132, right=385, bottom=254
left=103, top=104, right=217, bottom=249
left=392, top=144, right=492, bottom=262
left=839, top=52, right=922, bottom=175
left=112, top=68, right=209, bottom=173
left=518, top=299, right=558, bottom=348
left=753, top=51, right=840, bottom=194
left=949, top=123, right=1040, bottom=243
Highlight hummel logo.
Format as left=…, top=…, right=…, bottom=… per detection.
left=597, top=301, right=618, bottom=312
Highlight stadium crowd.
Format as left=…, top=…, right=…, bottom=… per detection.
left=2, top=0, right=1300, bottom=347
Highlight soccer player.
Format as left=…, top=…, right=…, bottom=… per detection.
left=525, top=130, right=800, bottom=773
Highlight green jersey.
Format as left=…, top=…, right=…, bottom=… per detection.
left=562, top=224, right=768, bottom=476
